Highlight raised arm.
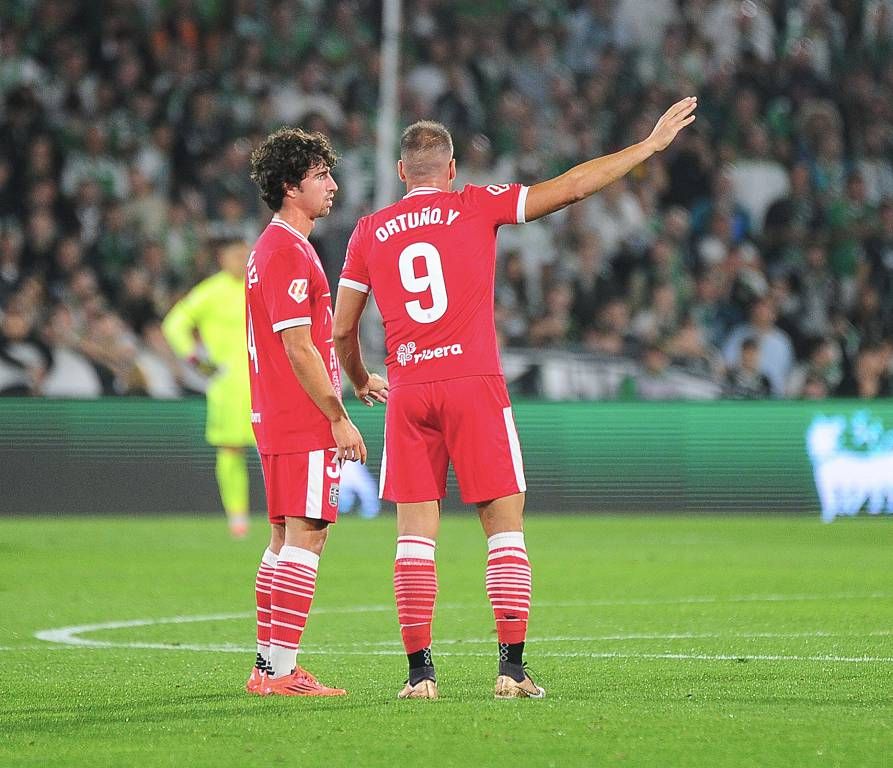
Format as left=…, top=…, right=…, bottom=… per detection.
left=333, top=285, right=388, bottom=406
left=524, top=97, right=697, bottom=222
left=280, top=324, right=367, bottom=463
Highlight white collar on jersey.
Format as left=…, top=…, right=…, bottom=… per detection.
left=269, top=216, right=309, bottom=241
left=403, top=186, right=444, bottom=199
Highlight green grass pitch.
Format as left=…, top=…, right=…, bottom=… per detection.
left=0, top=514, right=891, bottom=767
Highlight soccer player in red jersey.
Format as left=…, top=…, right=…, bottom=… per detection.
left=244, top=127, right=385, bottom=697
left=334, top=98, right=697, bottom=699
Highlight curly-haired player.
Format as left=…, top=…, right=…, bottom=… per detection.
left=244, top=127, right=379, bottom=697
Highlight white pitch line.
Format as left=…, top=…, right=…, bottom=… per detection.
left=31, top=603, right=396, bottom=648
left=11, top=630, right=893, bottom=654
left=27, top=605, right=893, bottom=665
left=34, top=613, right=253, bottom=647
left=323, top=629, right=893, bottom=648
left=12, top=640, right=893, bottom=665
left=28, top=591, right=893, bottom=662
left=532, top=591, right=891, bottom=608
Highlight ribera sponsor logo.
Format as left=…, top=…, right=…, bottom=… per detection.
left=395, top=340, right=464, bottom=367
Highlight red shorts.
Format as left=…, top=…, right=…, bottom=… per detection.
left=380, top=375, right=526, bottom=504
left=260, top=448, right=341, bottom=525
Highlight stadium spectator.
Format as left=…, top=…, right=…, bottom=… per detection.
left=0, top=299, right=49, bottom=395
left=787, top=335, right=842, bottom=398
left=724, top=337, right=772, bottom=399
left=529, top=282, right=576, bottom=347
left=723, top=296, right=795, bottom=396
left=622, top=341, right=672, bottom=399
left=836, top=339, right=893, bottom=398
left=39, top=302, right=102, bottom=398
left=569, top=232, right=619, bottom=333
left=631, top=281, right=681, bottom=344
left=730, top=126, right=790, bottom=237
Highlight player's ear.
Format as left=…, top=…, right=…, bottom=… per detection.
left=448, top=158, right=456, bottom=181
left=397, top=159, right=406, bottom=182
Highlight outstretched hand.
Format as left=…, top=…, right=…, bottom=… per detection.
left=356, top=372, right=389, bottom=407
left=647, top=96, right=697, bottom=153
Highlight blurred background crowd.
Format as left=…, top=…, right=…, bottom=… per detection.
left=1, top=0, right=893, bottom=400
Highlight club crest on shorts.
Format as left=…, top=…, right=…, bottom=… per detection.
left=288, top=278, right=308, bottom=304
left=329, top=484, right=340, bottom=507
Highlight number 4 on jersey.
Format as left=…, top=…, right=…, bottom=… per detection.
left=247, top=307, right=259, bottom=373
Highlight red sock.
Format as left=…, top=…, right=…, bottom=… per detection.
left=394, top=536, right=437, bottom=654
left=269, top=545, right=319, bottom=677
left=254, top=548, right=278, bottom=667
left=486, top=532, right=531, bottom=645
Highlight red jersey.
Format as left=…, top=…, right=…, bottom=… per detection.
left=246, top=217, right=341, bottom=454
left=340, top=183, right=528, bottom=386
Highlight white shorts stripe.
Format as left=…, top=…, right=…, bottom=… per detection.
left=379, top=423, right=388, bottom=498
left=305, top=450, right=324, bottom=519
left=502, top=407, right=526, bottom=493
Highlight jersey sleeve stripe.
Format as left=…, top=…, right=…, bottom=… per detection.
left=516, top=185, right=529, bottom=224
left=272, top=317, right=311, bottom=332
left=339, top=278, right=370, bottom=293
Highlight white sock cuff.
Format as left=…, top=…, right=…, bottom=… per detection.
left=261, top=548, right=279, bottom=568
left=277, top=545, right=320, bottom=570
left=396, top=535, right=436, bottom=561
left=487, top=531, right=526, bottom=552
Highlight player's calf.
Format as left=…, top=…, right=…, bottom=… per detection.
left=394, top=535, right=438, bottom=692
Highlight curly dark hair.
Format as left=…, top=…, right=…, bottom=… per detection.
left=249, top=127, right=338, bottom=212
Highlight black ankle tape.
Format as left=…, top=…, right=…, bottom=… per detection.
left=499, top=660, right=526, bottom=683
left=408, top=665, right=436, bottom=686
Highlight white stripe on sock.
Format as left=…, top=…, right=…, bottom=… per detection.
left=277, top=545, right=320, bottom=570
left=396, top=536, right=436, bottom=561
left=487, top=531, right=525, bottom=552
left=262, top=548, right=279, bottom=568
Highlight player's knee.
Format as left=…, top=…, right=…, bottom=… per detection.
left=283, top=518, right=329, bottom=554
left=269, top=523, right=286, bottom=554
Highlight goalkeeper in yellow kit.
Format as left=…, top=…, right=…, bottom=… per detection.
left=163, top=241, right=255, bottom=538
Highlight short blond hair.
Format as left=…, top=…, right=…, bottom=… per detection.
left=400, top=121, right=453, bottom=180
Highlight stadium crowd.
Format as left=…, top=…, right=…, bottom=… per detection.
left=1, top=0, right=893, bottom=399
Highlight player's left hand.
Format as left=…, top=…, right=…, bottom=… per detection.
left=646, top=96, right=697, bottom=153
left=356, top=372, right=389, bottom=407
left=332, top=416, right=367, bottom=463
